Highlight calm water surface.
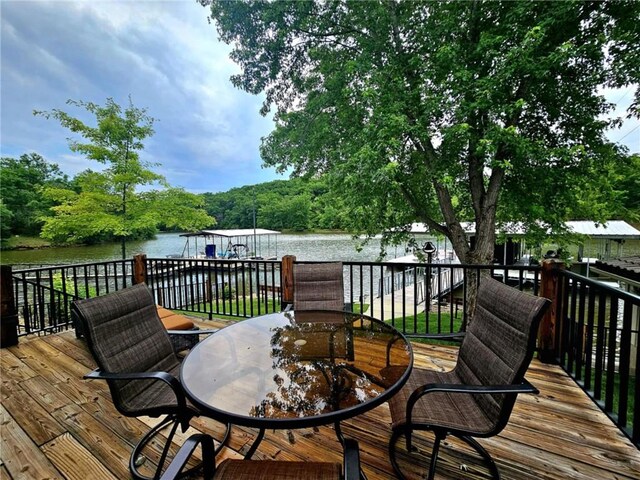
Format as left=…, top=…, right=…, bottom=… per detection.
left=2, top=232, right=638, bottom=269
left=0, top=233, right=412, bottom=268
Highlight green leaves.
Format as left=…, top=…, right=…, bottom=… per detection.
left=205, top=0, right=638, bottom=263
left=32, top=98, right=211, bottom=253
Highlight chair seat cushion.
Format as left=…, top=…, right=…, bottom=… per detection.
left=385, top=366, right=494, bottom=435
left=157, top=307, right=196, bottom=330
left=161, top=316, right=195, bottom=331
left=214, top=459, right=341, bottom=479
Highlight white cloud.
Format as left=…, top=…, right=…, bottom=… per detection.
left=1, top=0, right=278, bottom=193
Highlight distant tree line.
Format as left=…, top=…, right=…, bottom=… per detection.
left=0, top=151, right=352, bottom=247
left=2, top=151, right=638, bottom=248
left=202, top=177, right=350, bottom=231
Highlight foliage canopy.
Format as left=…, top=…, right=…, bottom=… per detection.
left=0, top=153, right=70, bottom=241
left=34, top=98, right=213, bottom=256
left=203, top=0, right=639, bottom=263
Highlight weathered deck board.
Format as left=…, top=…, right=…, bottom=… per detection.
left=1, top=327, right=639, bottom=480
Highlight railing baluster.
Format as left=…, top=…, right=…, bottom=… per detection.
left=593, top=288, right=607, bottom=400
left=617, top=300, right=633, bottom=428
left=575, top=281, right=587, bottom=381
left=605, top=299, right=619, bottom=412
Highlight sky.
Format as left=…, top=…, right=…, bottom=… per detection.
left=1, top=0, right=283, bottom=194
left=1, top=0, right=638, bottom=196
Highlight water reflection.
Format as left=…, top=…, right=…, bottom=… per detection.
left=246, top=312, right=402, bottom=419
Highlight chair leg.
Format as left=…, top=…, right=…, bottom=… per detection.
left=389, top=427, right=447, bottom=480
left=130, top=415, right=203, bottom=480
left=458, top=435, right=500, bottom=480
left=426, top=431, right=445, bottom=480
left=388, top=428, right=408, bottom=480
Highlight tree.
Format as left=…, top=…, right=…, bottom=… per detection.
left=34, top=98, right=213, bottom=256
left=0, top=153, right=69, bottom=238
left=258, top=193, right=311, bottom=231
left=0, top=201, right=13, bottom=245
left=203, top=0, right=639, bottom=265
left=202, top=177, right=347, bottom=231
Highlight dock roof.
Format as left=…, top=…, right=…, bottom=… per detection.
left=181, top=228, right=281, bottom=238
left=410, top=220, right=640, bottom=240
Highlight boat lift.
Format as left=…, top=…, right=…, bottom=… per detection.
left=178, top=229, right=281, bottom=260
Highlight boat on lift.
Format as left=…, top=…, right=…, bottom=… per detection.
left=175, top=228, right=281, bottom=260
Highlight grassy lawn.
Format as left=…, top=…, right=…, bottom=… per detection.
left=182, top=298, right=370, bottom=322
left=2, top=235, right=51, bottom=249
left=182, top=297, right=282, bottom=321
left=581, top=367, right=635, bottom=429
left=387, top=310, right=464, bottom=345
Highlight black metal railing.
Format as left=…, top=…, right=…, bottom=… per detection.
left=338, top=261, right=540, bottom=337
left=10, top=258, right=541, bottom=337
left=555, top=270, right=639, bottom=446
left=8, top=256, right=638, bottom=445
left=144, top=257, right=282, bottom=319
left=11, top=260, right=134, bottom=335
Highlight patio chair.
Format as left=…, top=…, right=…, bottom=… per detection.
left=159, top=433, right=361, bottom=480
left=385, top=277, right=550, bottom=480
left=292, top=262, right=345, bottom=311
left=71, top=283, right=230, bottom=480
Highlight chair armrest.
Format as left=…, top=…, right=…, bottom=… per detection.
left=343, top=438, right=361, bottom=480
left=407, top=379, right=538, bottom=421
left=159, top=433, right=215, bottom=480
left=84, top=368, right=187, bottom=411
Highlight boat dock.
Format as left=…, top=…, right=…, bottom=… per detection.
left=367, top=257, right=465, bottom=321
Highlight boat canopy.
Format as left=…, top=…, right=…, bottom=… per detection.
left=178, top=229, right=281, bottom=259
left=181, top=228, right=281, bottom=238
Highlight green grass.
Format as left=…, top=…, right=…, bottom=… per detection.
left=386, top=310, right=464, bottom=345
left=580, top=366, right=635, bottom=429
left=182, top=297, right=282, bottom=321
left=2, top=235, right=51, bottom=249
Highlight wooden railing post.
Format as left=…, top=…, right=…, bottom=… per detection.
left=1, top=265, right=19, bottom=347
left=281, top=255, right=296, bottom=310
left=133, top=254, right=148, bottom=285
left=538, top=258, right=565, bottom=363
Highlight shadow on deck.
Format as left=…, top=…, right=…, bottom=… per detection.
left=1, top=322, right=639, bottom=480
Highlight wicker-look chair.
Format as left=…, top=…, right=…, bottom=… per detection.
left=71, top=284, right=230, bottom=480
left=292, top=262, right=345, bottom=311
left=386, top=277, right=550, bottom=480
left=160, top=433, right=361, bottom=480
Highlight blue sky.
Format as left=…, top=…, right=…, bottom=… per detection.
left=1, top=1, right=638, bottom=195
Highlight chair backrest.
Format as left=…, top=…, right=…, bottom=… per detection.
left=454, top=277, right=550, bottom=434
left=293, top=262, right=345, bottom=311
left=71, top=283, right=179, bottom=414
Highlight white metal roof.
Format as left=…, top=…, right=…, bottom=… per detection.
left=409, top=220, right=640, bottom=239
left=565, top=220, right=640, bottom=238
left=181, top=229, right=281, bottom=238
left=199, top=228, right=281, bottom=238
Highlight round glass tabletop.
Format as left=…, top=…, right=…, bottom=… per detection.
left=180, top=310, right=413, bottom=428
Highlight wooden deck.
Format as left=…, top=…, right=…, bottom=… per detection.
left=1, top=320, right=639, bottom=480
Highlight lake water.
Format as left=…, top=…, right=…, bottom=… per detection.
left=0, top=232, right=416, bottom=268
left=2, top=231, right=638, bottom=269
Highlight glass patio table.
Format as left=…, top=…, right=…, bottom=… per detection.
left=180, top=309, right=413, bottom=458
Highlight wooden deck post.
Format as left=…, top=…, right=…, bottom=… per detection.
left=538, top=258, right=565, bottom=363
left=133, top=254, right=147, bottom=284
left=1, top=265, right=19, bottom=347
left=281, top=255, right=296, bottom=310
